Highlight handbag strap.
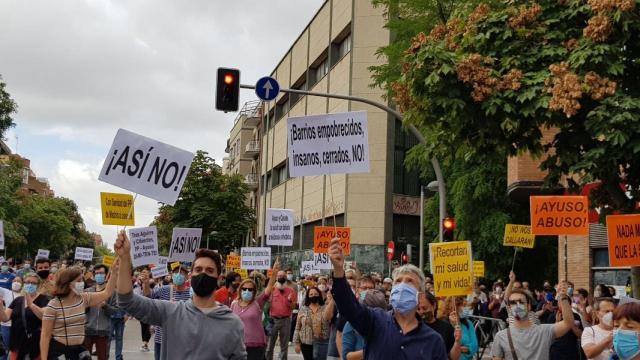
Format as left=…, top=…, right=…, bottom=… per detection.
left=507, top=327, right=519, bottom=360
left=57, top=297, right=70, bottom=346
left=21, top=296, right=31, bottom=338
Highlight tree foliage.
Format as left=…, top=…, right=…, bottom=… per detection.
left=391, top=0, right=640, bottom=215
left=152, top=150, right=255, bottom=255
left=0, top=75, right=17, bottom=140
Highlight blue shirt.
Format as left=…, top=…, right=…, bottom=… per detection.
left=331, top=276, right=447, bottom=360
left=342, top=322, right=365, bottom=359
left=0, top=272, right=15, bottom=290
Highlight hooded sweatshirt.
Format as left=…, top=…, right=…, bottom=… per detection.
left=118, top=291, right=246, bottom=360
left=85, top=286, right=118, bottom=337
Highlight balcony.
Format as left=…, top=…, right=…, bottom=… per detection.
left=234, top=100, right=263, bottom=128
left=245, top=173, right=259, bottom=189
left=245, top=140, right=260, bottom=157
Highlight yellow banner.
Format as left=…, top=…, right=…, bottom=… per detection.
left=226, top=255, right=240, bottom=269
left=503, top=224, right=535, bottom=248
left=102, top=255, right=115, bottom=266
left=100, top=192, right=135, bottom=226
left=237, top=269, right=248, bottom=278
left=473, top=261, right=485, bottom=278
left=429, top=241, right=473, bottom=297
left=170, top=262, right=181, bottom=270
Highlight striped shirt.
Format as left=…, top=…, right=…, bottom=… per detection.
left=43, top=293, right=92, bottom=346
left=151, top=285, right=191, bottom=344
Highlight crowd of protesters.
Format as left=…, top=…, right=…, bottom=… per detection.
left=0, top=235, right=637, bottom=359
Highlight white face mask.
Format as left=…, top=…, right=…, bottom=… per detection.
left=74, top=281, right=85, bottom=293
left=602, top=311, right=613, bottom=326
left=11, top=282, right=22, bottom=292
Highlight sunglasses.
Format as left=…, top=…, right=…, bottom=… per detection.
left=241, top=288, right=255, bottom=292
left=508, top=299, right=527, bottom=306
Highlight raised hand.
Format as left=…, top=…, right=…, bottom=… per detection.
left=114, top=231, right=130, bottom=258
left=329, top=238, right=344, bottom=276
left=273, top=257, right=281, bottom=272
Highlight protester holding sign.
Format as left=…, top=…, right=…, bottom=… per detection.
left=84, top=264, right=118, bottom=360
left=0, top=272, right=49, bottom=360
left=40, top=261, right=119, bottom=359
left=230, top=259, right=279, bottom=360
left=114, top=232, right=246, bottom=360
left=328, top=237, right=447, bottom=359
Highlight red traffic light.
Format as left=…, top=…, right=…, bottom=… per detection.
left=224, top=74, right=234, bottom=85
left=443, top=217, right=455, bottom=230
left=216, top=68, right=240, bottom=112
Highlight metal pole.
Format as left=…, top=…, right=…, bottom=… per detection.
left=240, top=84, right=447, bottom=242
left=261, top=102, right=270, bottom=248
left=419, top=185, right=425, bottom=270
left=564, top=235, right=568, bottom=282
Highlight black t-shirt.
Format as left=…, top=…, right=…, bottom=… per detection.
left=9, top=295, right=50, bottom=355
left=549, top=311, right=584, bottom=360
left=426, top=319, right=455, bottom=354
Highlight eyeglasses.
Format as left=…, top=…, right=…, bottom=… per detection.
left=241, top=288, right=255, bottom=292
left=24, top=281, right=38, bottom=285
left=508, top=299, right=527, bottom=306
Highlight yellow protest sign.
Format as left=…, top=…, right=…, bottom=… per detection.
left=226, top=255, right=240, bottom=270
left=170, top=262, right=180, bottom=270
left=503, top=224, right=536, bottom=248
left=100, top=192, right=135, bottom=226
left=236, top=269, right=248, bottom=278
left=429, top=241, right=473, bottom=297
left=102, top=255, right=114, bottom=266
left=473, top=261, right=485, bottom=278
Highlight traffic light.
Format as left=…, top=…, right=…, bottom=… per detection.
left=443, top=217, right=456, bottom=242
left=401, top=252, right=407, bottom=264
left=216, top=67, right=240, bottom=112
left=406, top=244, right=412, bottom=264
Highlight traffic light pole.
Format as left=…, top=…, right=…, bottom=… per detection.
left=240, top=83, right=448, bottom=246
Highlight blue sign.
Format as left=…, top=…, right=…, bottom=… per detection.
left=255, top=77, right=280, bottom=101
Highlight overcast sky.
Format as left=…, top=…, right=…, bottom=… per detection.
left=0, top=0, right=324, bottom=249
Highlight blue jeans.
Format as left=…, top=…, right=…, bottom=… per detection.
left=154, top=341, right=161, bottom=360
left=110, top=318, right=125, bottom=360
left=312, top=341, right=328, bottom=360
left=0, top=325, right=10, bottom=360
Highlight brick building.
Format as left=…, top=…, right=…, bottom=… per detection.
left=0, top=140, right=54, bottom=197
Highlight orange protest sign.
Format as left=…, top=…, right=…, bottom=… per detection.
left=530, top=196, right=589, bottom=236
left=226, top=255, right=240, bottom=269
left=607, top=214, right=640, bottom=267
left=313, top=226, right=351, bottom=255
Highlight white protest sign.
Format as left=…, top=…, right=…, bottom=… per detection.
left=301, top=261, right=316, bottom=276
left=37, top=249, right=50, bottom=259
left=240, top=247, right=271, bottom=270
left=0, top=220, right=4, bottom=250
left=266, top=208, right=294, bottom=246
left=128, top=226, right=160, bottom=268
left=288, top=111, right=369, bottom=177
left=151, top=256, right=169, bottom=279
left=313, top=253, right=331, bottom=270
left=169, top=228, right=202, bottom=263
left=74, top=247, right=94, bottom=261
left=98, top=129, right=194, bottom=206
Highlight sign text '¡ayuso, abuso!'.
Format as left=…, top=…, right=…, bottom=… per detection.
left=99, top=129, right=194, bottom=206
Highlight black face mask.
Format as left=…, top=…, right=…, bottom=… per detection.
left=277, top=278, right=286, bottom=284
left=37, top=270, right=50, bottom=280
left=309, top=296, right=321, bottom=304
left=191, top=273, right=219, bottom=297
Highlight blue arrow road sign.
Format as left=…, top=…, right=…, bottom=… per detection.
left=255, top=77, right=280, bottom=101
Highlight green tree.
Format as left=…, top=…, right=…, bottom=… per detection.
left=152, top=150, right=255, bottom=255
left=94, top=245, right=115, bottom=259
left=0, top=75, right=17, bottom=140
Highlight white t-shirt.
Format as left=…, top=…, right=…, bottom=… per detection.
left=0, top=287, right=17, bottom=326
left=581, top=325, right=613, bottom=360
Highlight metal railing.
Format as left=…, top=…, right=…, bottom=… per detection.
left=245, top=173, right=259, bottom=187
left=466, top=315, right=507, bottom=358
left=245, top=140, right=260, bottom=153
left=233, top=100, right=263, bottom=124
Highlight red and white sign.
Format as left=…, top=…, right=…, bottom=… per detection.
left=387, top=241, right=395, bottom=261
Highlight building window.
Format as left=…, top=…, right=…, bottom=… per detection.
left=275, top=96, right=290, bottom=122
left=22, top=168, right=29, bottom=184
left=310, top=57, right=329, bottom=87
left=593, top=248, right=609, bottom=267
left=331, top=33, right=351, bottom=66
left=290, top=75, right=307, bottom=107
left=272, top=162, right=288, bottom=187
left=393, top=120, right=421, bottom=196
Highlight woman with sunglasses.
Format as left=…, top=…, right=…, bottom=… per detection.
left=230, top=259, right=279, bottom=360
left=0, top=273, right=49, bottom=360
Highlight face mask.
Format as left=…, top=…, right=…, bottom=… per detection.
left=172, top=273, right=185, bottom=286
left=23, top=283, right=37, bottom=295
left=567, top=287, right=574, bottom=297
left=359, top=290, right=368, bottom=302
left=309, top=296, right=321, bottom=304
left=74, top=281, right=85, bottom=293
left=318, top=284, right=327, bottom=292
left=495, top=287, right=503, bottom=294
left=614, top=329, right=640, bottom=360
left=545, top=292, right=554, bottom=302
left=1, top=266, right=8, bottom=273
left=287, top=274, right=293, bottom=281
left=50, top=267, right=58, bottom=274
left=460, top=307, right=473, bottom=318
left=11, top=282, right=22, bottom=292
left=390, top=283, right=418, bottom=315
left=37, top=270, right=50, bottom=280
left=602, top=311, right=613, bottom=327
left=95, top=274, right=106, bottom=285
left=277, top=278, right=286, bottom=284
left=191, top=273, right=219, bottom=297
left=23, top=264, right=31, bottom=270
left=241, top=289, right=253, bottom=302
left=510, top=303, right=528, bottom=321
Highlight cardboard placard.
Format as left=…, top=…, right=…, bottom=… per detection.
left=102, top=255, right=114, bottom=266
left=151, top=256, right=169, bottom=279
left=503, top=224, right=536, bottom=248
left=301, top=261, right=317, bottom=276
left=266, top=208, right=294, bottom=246
left=473, top=261, right=485, bottom=278
left=98, top=129, right=194, bottom=206
left=607, top=214, right=640, bottom=267
left=237, top=269, right=248, bottom=278
left=128, top=226, right=159, bottom=268
left=313, top=226, right=351, bottom=255
left=36, top=249, right=50, bottom=260
left=240, top=247, right=271, bottom=270
left=170, top=262, right=180, bottom=271
left=74, top=247, right=94, bottom=261
left=429, top=241, right=473, bottom=297
left=226, top=255, right=240, bottom=270
left=287, top=111, right=369, bottom=177
left=168, top=228, right=202, bottom=263
left=100, top=192, right=135, bottom=226
left=313, top=253, right=332, bottom=270
left=530, top=196, right=589, bottom=235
